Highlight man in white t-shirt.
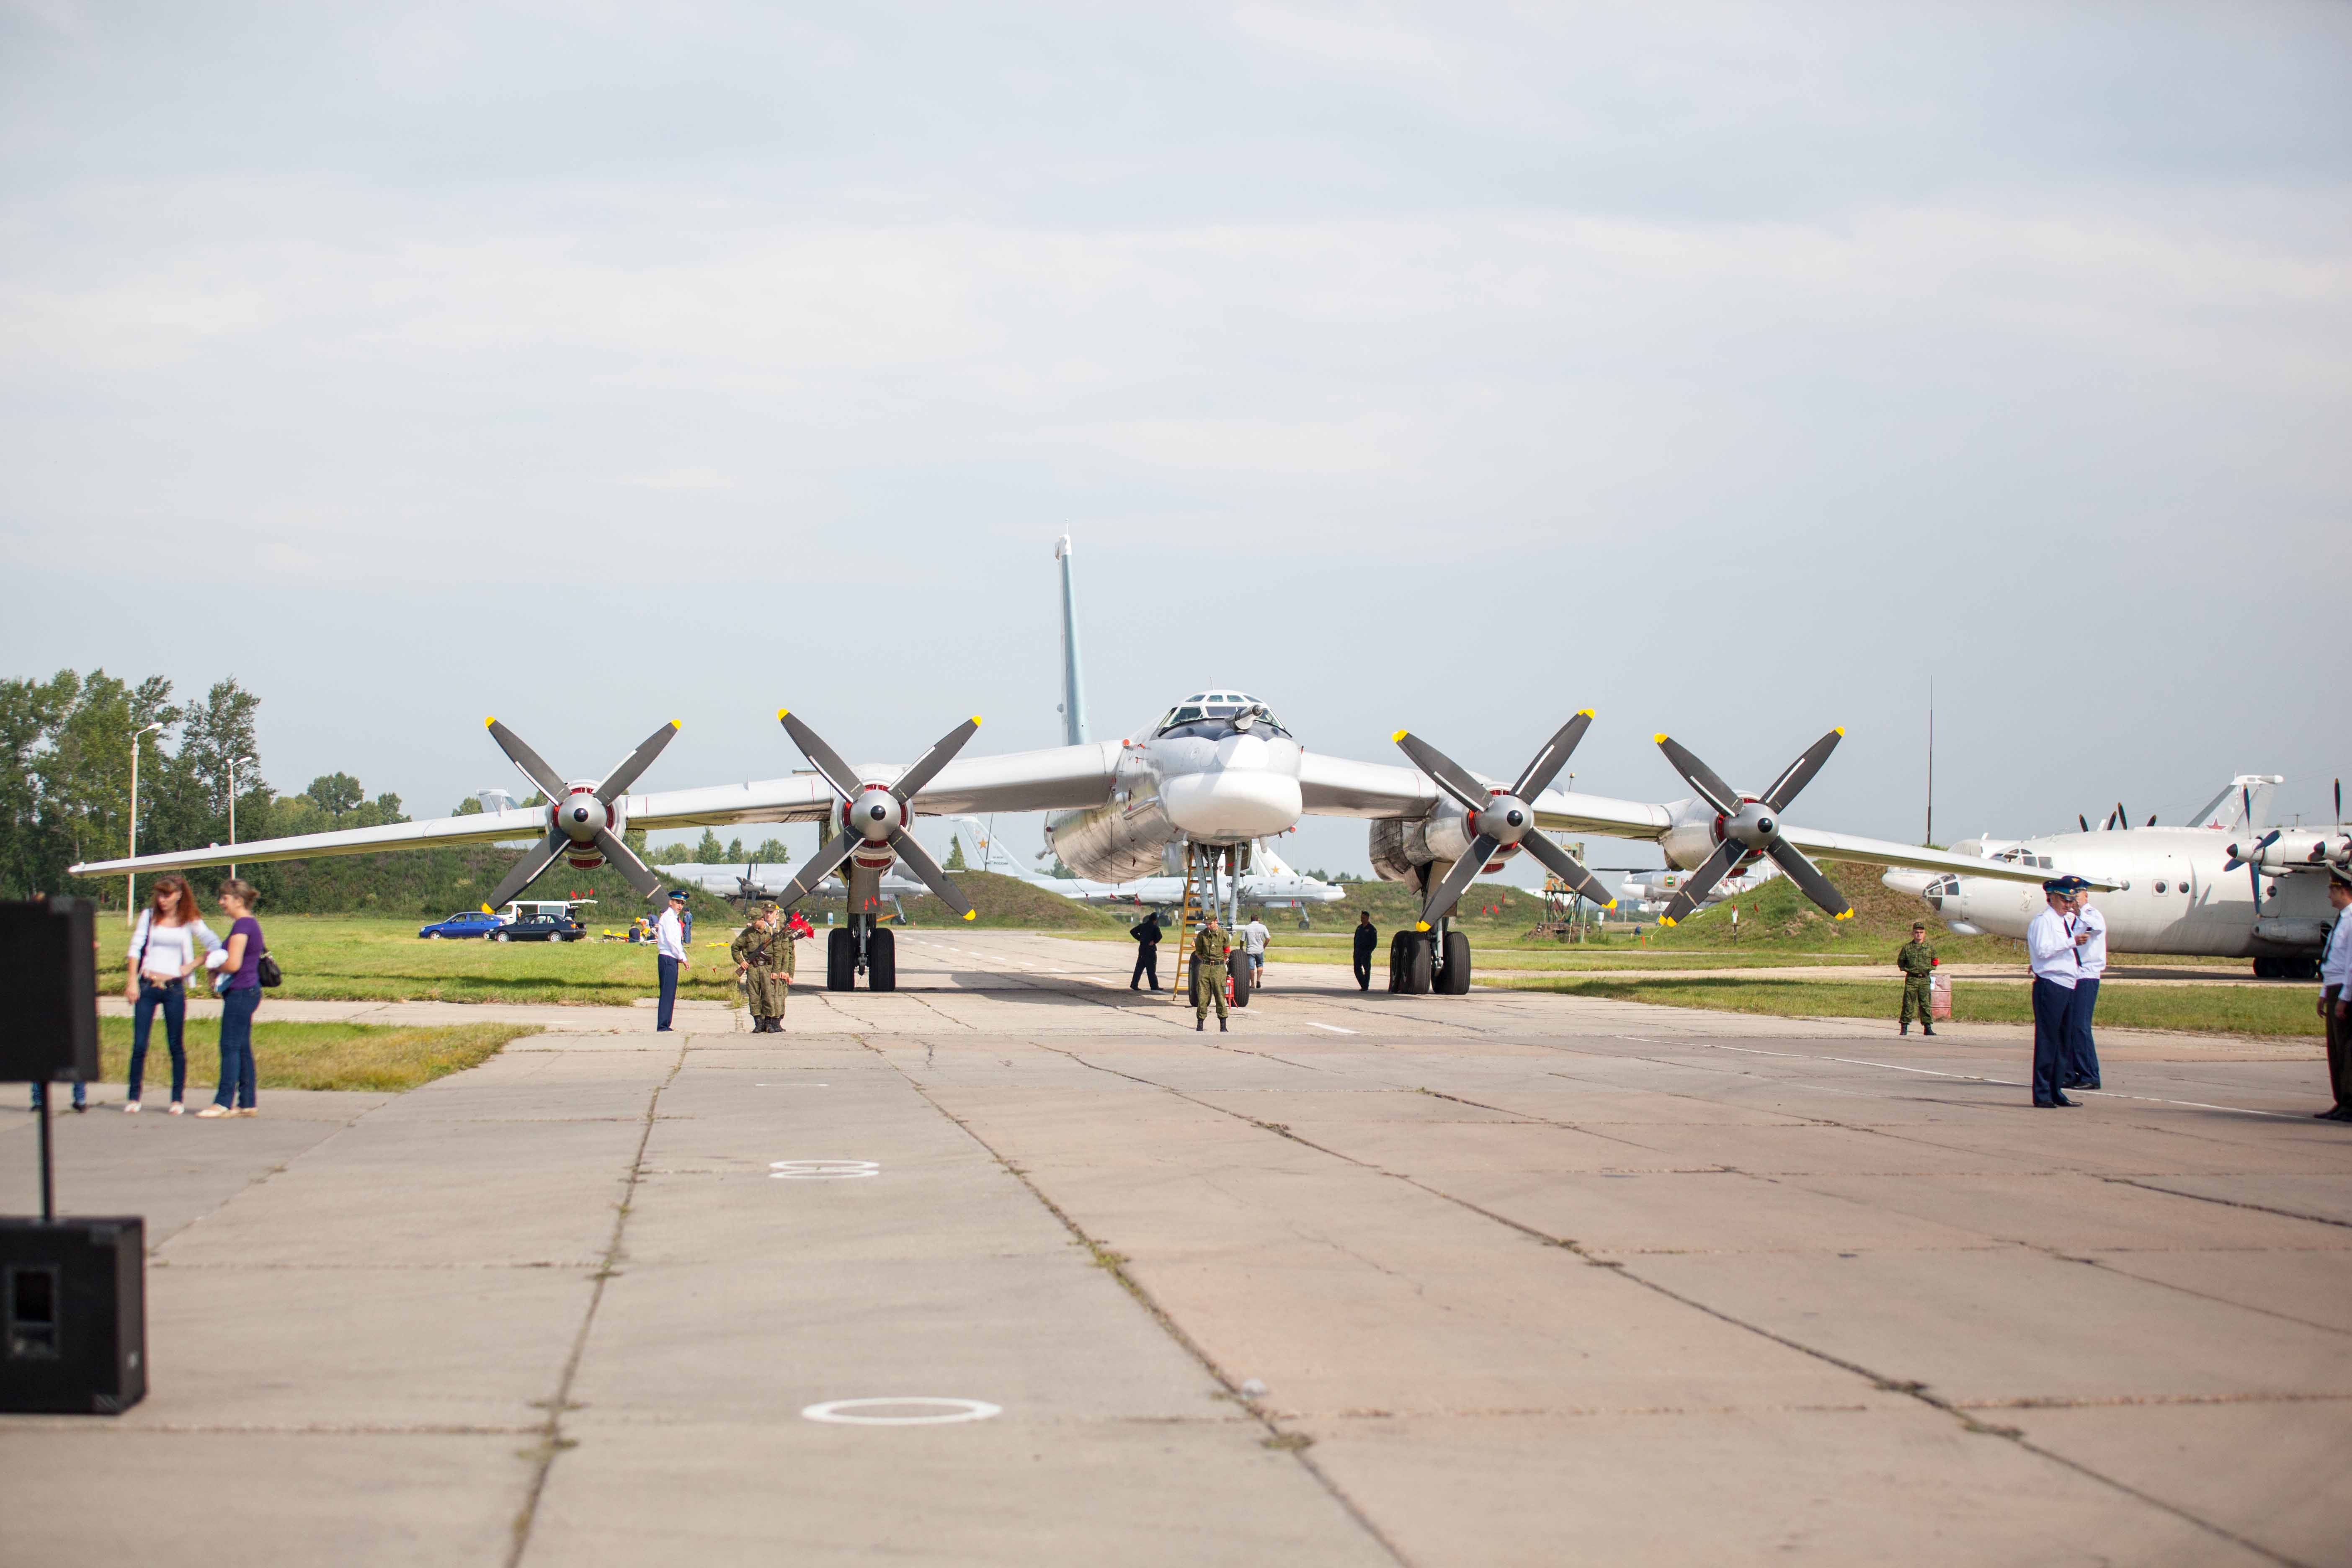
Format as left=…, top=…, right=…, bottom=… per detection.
left=1242, top=917, right=1269, bottom=985
left=655, top=891, right=692, bottom=1032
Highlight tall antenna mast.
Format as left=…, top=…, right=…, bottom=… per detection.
left=1924, top=676, right=1934, bottom=847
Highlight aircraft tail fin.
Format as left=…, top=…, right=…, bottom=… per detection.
left=1054, top=535, right=1091, bottom=747
left=1253, top=839, right=1294, bottom=878
left=2186, top=774, right=2283, bottom=833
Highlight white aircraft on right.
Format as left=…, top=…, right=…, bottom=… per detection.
left=1888, top=775, right=2350, bottom=979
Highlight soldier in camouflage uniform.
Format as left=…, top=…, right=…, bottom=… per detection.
left=1895, top=920, right=1938, bottom=1037
left=732, top=902, right=797, bottom=1033
left=1192, top=916, right=1230, bottom=1032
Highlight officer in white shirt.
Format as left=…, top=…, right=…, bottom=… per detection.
left=2063, top=876, right=2107, bottom=1092
left=1242, top=917, right=1269, bottom=986
left=655, top=890, right=693, bottom=1033
left=2024, top=879, right=2091, bottom=1107
left=2318, top=865, right=2352, bottom=1121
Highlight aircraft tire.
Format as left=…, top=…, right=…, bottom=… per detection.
left=827, top=928, right=856, bottom=991
left=1230, top=955, right=1250, bottom=1007
left=1402, top=933, right=1434, bottom=995
left=2253, top=957, right=2279, bottom=980
left=1439, top=930, right=1472, bottom=994
left=1388, top=931, right=1411, bottom=993
left=869, top=927, right=897, bottom=992
left=2286, top=956, right=2318, bottom=983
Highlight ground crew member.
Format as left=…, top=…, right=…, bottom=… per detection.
left=1895, top=921, right=1938, bottom=1037
left=1352, top=910, right=1378, bottom=991
left=1243, top=915, right=1269, bottom=985
left=731, top=901, right=795, bottom=1032
left=1129, top=909, right=1163, bottom=991
left=2063, top=876, right=2105, bottom=1091
left=1192, top=916, right=1230, bottom=1032
left=2025, top=879, right=2089, bottom=1107
left=655, top=890, right=692, bottom=1033
left=2318, top=866, right=2352, bottom=1121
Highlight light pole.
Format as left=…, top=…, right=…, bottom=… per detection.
left=127, top=721, right=164, bottom=926
left=227, top=754, right=256, bottom=881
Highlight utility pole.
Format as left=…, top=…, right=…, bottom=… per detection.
left=1923, top=677, right=1934, bottom=848
left=127, top=721, right=164, bottom=926
left=228, top=754, right=255, bottom=880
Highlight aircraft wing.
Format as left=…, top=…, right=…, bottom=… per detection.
left=70, top=741, right=1123, bottom=881
left=1298, top=753, right=1677, bottom=838
left=1775, top=826, right=2121, bottom=890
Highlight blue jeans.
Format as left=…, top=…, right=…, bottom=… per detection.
left=131, top=979, right=188, bottom=1103
left=2030, top=978, right=2074, bottom=1105
left=2063, top=978, right=2102, bottom=1089
left=216, top=985, right=261, bottom=1108
left=30, top=1080, right=86, bottom=1110
left=657, top=956, right=679, bottom=1031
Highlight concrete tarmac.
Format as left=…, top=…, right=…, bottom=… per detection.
left=7, top=930, right=2348, bottom=1565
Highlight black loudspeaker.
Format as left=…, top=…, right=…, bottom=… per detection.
left=0, top=1217, right=147, bottom=1413
left=0, top=897, right=99, bottom=1084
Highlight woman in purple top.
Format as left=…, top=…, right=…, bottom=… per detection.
left=200, top=879, right=266, bottom=1118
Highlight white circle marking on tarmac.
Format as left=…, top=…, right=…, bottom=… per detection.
left=770, top=1159, right=879, bottom=1179
left=801, top=1398, right=1001, bottom=1426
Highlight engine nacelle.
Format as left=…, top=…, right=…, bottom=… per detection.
left=1658, top=797, right=1723, bottom=871
left=1366, top=803, right=1522, bottom=884
left=1046, top=766, right=1179, bottom=883
left=554, top=784, right=624, bottom=872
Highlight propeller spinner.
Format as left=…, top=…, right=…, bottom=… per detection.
left=1651, top=728, right=1853, bottom=926
left=477, top=717, right=679, bottom=913
left=1391, top=712, right=1616, bottom=931
left=764, top=710, right=982, bottom=920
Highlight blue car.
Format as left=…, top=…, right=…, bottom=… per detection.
left=419, top=910, right=503, bottom=940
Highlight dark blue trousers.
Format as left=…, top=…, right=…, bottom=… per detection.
left=215, top=985, right=260, bottom=1109
left=2063, top=978, right=2102, bottom=1089
left=131, top=978, right=188, bottom=1103
left=2030, top=977, right=2073, bottom=1106
left=657, top=955, right=679, bottom=1031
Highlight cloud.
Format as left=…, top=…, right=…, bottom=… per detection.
left=1231, top=6, right=1442, bottom=71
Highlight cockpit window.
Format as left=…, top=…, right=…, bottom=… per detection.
left=1154, top=694, right=1290, bottom=740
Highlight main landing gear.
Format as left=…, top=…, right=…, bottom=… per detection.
left=1388, top=919, right=1471, bottom=995
left=827, top=912, right=897, bottom=992
left=2252, top=956, right=2318, bottom=981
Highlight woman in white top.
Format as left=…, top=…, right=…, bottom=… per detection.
left=125, top=873, right=220, bottom=1114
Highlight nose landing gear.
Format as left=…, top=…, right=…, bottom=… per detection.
left=825, top=910, right=899, bottom=991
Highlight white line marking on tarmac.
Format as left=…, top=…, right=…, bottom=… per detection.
left=801, top=1398, right=1001, bottom=1426
left=1304, top=1021, right=1357, bottom=1034
left=1699, top=1043, right=2295, bottom=1119
left=754, top=1083, right=828, bottom=1087
left=770, top=1160, right=879, bottom=1179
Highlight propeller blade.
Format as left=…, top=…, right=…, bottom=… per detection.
left=888, top=830, right=976, bottom=921
left=596, top=720, right=681, bottom=803
left=2146, top=815, right=2156, bottom=828
left=1657, top=841, right=1743, bottom=926
left=2079, top=814, right=2091, bottom=833
left=593, top=829, right=665, bottom=900
left=1763, top=839, right=1852, bottom=919
left=892, top=716, right=983, bottom=803
left=1760, top=728, right=1843, bottom=812
left=486, top=719, right=567, bottom=801
left=1393, top=732, right=1493, bottom=817
left=767, top=831, right=859, bottom=913
left=2116, top=802, right=2128, bottom=833
left=480, top=829, right=571, bottom=913
left=776, top=710, right=865, bottom=802
left=1509, top=711, right=1594, bottom=802
left=1654, top=735, right=1741, bottom=818
left=2338, top=778, right=2343, bottom=821
left=1414, top=834, right=1501, bottom=931
left=1519, top=833, right=1614, bottom=910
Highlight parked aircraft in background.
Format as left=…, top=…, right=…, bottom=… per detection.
left=1887, top=775, right=2350, bottom=978
left=74, top=536, right=2065, bottom=995
left=1617, top=860, right=1784, bottom=919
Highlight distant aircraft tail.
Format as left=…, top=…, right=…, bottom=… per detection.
left=1054, top=536, right=1091, bottom=747
left=2186, top=774, right=2283, bottom=833
left=1253, top=839, right=1294, bottom=878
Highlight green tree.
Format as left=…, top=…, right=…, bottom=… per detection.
left=305, top=773, right=365, bottom=818
left=945, top=836, right=967, bottom=871
left=749, top=837, right=791, bottom=865
left=725, top=836, right=745, bottom=861
left=693, top=828, right=726, bottom=864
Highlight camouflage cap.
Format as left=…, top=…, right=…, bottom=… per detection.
left=758, top=900, right=779, bottom=913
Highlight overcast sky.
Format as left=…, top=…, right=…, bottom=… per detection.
left=5, top=1, right=2349, bottom=881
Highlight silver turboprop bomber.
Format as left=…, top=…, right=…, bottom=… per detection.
left=72, top=535, right=2073, bottom=996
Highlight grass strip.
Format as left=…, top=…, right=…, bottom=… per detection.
left=1488, top=975, right=2324, bottom=1037
left=96, top=1018, right=541, bottom=1093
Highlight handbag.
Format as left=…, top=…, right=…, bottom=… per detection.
left=256, top=946, right=283, bottom=988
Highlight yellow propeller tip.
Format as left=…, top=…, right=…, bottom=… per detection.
left=1391, top=729, right=1409, bottom=744
left=1578, top=708, right=1594, bottom=718
left=1658, top=916, right=1676, bottom=928
left=776, top=708, right=790, bottom=720
left=1653, top=732, right=1669, bottom=745
left=971, top=715, right=983, bottom=726
left=483, top=717, right=496, bottom=727
left=1414, top=921, right=1430, bottom=932
left=963, top=910, right=977, bottom=921
left=1834, top=726, right=1846, bottom=737
left=1604, top=900, right=1617, bottom=911
left=480, top=905, right=493, bottom=915
left=1835, top=909, right=1854, bottom=920
left=668, top=720, right=681, bottom=730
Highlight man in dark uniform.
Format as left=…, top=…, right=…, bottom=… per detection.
left=1130, top=909, right=1163, bottom=991
left=1352, top=910, right=1378, bottom=991
left=1895, top=921, right=1938, bottom=1036
left=2318, top=865, right=2352, bottom=1120
left=1192, top=916, right=1230, bottom=1032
